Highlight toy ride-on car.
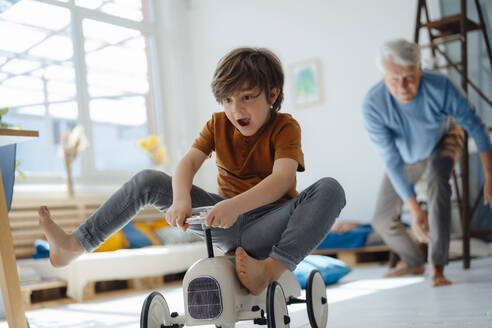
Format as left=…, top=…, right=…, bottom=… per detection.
left=140, top=206, right=328, bottom=328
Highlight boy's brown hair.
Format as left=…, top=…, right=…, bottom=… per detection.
left=211, top=47, right=284, bottom=112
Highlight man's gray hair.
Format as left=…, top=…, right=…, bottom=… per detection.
left=378, top=39, right=421, bottom=71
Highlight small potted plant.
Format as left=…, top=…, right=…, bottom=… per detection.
left=0, top=107, right=17, bottom=211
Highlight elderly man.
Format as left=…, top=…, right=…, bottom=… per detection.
left=362, top=39, right=492, bottom=287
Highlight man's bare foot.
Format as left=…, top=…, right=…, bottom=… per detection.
left=384, top=263, right=425, bottom=278
left=39, top=206, right=85, bottom=267
left=235, top=247, right=287, bottom=296
left=430, top=265, right=452, bottom=287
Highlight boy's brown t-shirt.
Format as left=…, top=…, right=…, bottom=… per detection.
left=192, top=111, right=305, bottom=202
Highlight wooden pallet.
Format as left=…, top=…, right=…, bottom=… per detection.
left=82, top=275, right=162, bottom=300
left=21, top=279, right=73, bottom=310
left=312, top=245, right=392, bottom=267
left=19, top=272, right=186, bottom=309
left=82, top=271, right=186, bottom=301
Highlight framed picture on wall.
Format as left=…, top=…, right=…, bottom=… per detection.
left=290, top=58, right=323, bottom=109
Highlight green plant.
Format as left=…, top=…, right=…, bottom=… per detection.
left=15, top=161, right=25, bottom=179
left=0, top=107, right=25, bottom=178
left=0, top=107, right=9, bottom=128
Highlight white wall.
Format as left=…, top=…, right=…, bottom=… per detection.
left=153, top=0, right=197, bottom=169
left=156, top=0, right=435, bottom=223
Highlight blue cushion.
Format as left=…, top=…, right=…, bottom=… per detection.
left=294, top=255, right=351, bottom=289
left=122, top=222, right=153, bottom=248
left=0, top=144, right=16, bottom=212
left=33, top=239, right=50, bottom=259
left=317, top=224, right=373, bottom=249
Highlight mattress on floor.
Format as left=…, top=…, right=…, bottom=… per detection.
left=17, top=242, right=208, bottom=302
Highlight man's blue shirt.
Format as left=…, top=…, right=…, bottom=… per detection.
left=362, top=69, right=491, bottom=201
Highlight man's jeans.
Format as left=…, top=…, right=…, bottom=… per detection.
left=74, top=171, right=346, bottom=271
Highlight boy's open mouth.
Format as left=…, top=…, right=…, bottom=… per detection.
left=237, top=118, right=250, bottom=127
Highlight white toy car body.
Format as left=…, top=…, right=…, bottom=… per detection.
left=140, top=207, right=328, bottom=328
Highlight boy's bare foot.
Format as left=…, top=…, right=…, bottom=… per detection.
left=384, top=263, right=425, bottom=278
left=430, top=264, right=452, bottom=287
left=235, top=247, right=287, bottom=296
left=38, top=206, right=85, bottom=267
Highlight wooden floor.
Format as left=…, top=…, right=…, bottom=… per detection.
left=324, top=256, right=492, bottom=328
left=1, top=256, right=492, bottom=328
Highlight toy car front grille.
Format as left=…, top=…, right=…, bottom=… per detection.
left=187, top=276, right=223, bottom=320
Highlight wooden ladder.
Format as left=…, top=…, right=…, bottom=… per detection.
left=414, top=0, right=492, bottom=269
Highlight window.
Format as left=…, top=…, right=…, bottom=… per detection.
left=0, top=0, right=158, bottom=185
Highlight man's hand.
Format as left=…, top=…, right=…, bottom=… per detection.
left=205, top=199, right=240, bottom=229
left=479, top=150, right=492, bottom=209
left=410, top=207, right=430, bottom=244
left=330, top=221, right=359, bottom=234
left=165, top=200, right=192, bottom=231
left=407, top=196, right=430, bottom=243
left=483, top=178, right=492, bottom=208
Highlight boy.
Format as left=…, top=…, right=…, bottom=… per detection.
left=39, top=47, right=346, bottom=295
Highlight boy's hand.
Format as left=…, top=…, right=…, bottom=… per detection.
left=166, top=200, right=192, bottom=231
left=205, top=199, right=240, bottom=229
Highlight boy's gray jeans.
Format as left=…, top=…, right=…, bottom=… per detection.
left=372, top=124, right=464, bottom=268
left=73, top=172, right=346, bottom=271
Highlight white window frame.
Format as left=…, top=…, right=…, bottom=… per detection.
left=9, top=0, right=164, bottom=189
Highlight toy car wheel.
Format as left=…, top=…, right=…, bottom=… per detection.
left=306, top=270, right=328, bottom=328
left=267, top=281, right=290, bottom=328
left=140, top=291, right=172, bottom=328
